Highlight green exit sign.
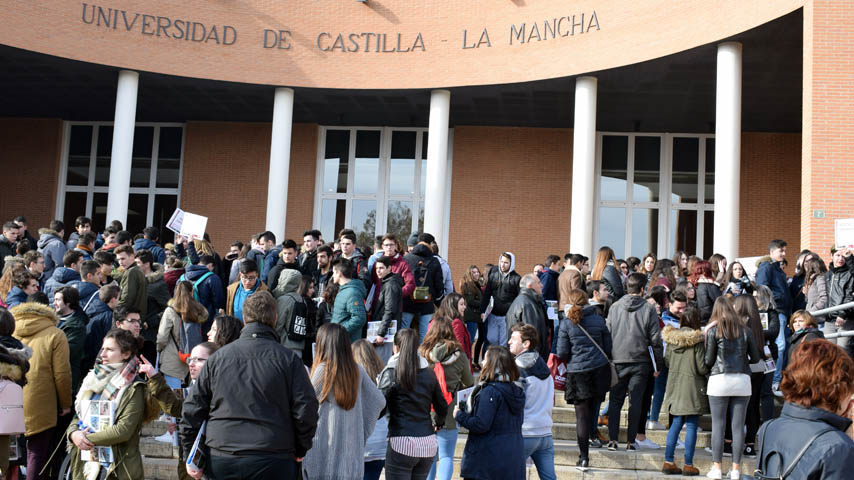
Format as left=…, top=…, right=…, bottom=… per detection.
left=814, top=210, right=826, bottom=218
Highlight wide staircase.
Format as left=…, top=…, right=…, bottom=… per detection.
left=138, top=391, right=762, bottom=479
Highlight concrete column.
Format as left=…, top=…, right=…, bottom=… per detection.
left=423, top=89, right=451, bottom=242
left=265, top=87, right=295, bottom=243
left=105, top=70, right=139, bottom=226
left=713, top=42, right=742, bottom=260
left=569, top=76, right=598, bottom=258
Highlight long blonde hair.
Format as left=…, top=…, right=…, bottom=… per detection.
left=352, top=339, right=384, bottom=385
left=459, top=265, right=483, bottom=296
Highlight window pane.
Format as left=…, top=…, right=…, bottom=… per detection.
left=418, top=201, right=425, bottom=234
left=600, top=136, right=628, bottom=202
left=421, top=132, right=428, bottom=159
left=386, top=200, right=414, bottom=242
left=126, top=194, right=148, bottom=236
left=352, top=199, right=377, bottom=247
left=631, top=208, right=659, bottom=258
left=320, top=199, right=346, bottom=242
left=131, top=126, right=154, bottom=188
left=703, top=210, right=714, bottom=259
left=598, top=207, right=626, bottom=259
left=391, top=131, right=416, bottom=158
left=323, top=130, right=350, bottom=194
left=67, top=126, right=92, bottom=186
left=389, top=159, right=415, bottom=195
left=157, top=127, right=182, bottom=189
left=633, top=136, right=660, bottom=202
left=420, top=159, right=427, bottom=196
left=705, top=138, right=715, bottom=203
left=671, top=137, right=699, bottom=204
left=95, top=126, right=113, bottom=187
left=669, top=209, right=698, bottom=256
left=62, top=192, right=88, bottom=234
left=92, top=192, right=108, bottom=233
left=153, top=195, right=178, bottom=242
left=353, top=157, right=378, bottom=195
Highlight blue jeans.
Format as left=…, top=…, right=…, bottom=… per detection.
left=773, top=313, right=790, bottom=384
left=466, top=321, right=478, bottom=347
left=364, top=460, right=385, bottom=480
left=163, top=374, right=182, bottom=389
left=522, top=436, right=557, bottom=480
left=402, top=312, right=433, bottom=342
left=486, top=314, right=507, bottom=346
left=426, top=428, right=457, bottom=480
left=649, top=367, right=668, bottom=422
left=665, top=415, right=698, bottom=465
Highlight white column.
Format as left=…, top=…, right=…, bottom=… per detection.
left=105, top=70, right=139, bottom=226
left=713, top=42, right=742, bottom=261
left=265, top=87, right=295, bottom=242
left=569, top=76, right=598, bottom=258
left=423, top=89, right=451, bottom=241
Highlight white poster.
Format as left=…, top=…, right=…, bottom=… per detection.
left=166, top=208, right=185, bottom=234
left=835, top=218, right=854, bottom=250
left=180, top=212, right=208, bottom=240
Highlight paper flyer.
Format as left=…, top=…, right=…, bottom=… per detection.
left=80, top=400, right=115, bottom=463
left=366, top=320, right=397, bottom=343
left=166, top=208, right=185, bottom=234
left=180, top=212, right=208, bottom=240
left=457, top=386, right=475, bottom=405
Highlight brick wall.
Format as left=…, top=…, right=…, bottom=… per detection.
left=0, top=118, right=62, bottom=232
left=801, top=0, right=854, bottom=257
left=180, top=121, right=317, bottom=253
left=447, top=126, right=573, bottom=283
left=740, top=133, right=802, bottom=273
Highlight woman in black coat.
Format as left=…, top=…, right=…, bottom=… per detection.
left=692, top=260, right=721, bottom=325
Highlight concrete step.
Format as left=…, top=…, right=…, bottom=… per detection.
left=140, top=437, right=179, bottom=459
left=454, top=436, right=756, bottom=473
left=531, top=464, right=751, bottom=479
left=143, top=456, right=181, bottom=480
left=142, top=419, right=172, bottom=437
left=553, top=407, right=713, bottom=430
left=552, top=424, right=711, bottom=447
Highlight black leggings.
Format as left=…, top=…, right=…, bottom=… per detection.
left=575, top=399, right=595, bottom=460
left=474, top=321, right=489, bottom=364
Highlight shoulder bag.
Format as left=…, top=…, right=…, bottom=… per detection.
left=576, top=323, right=619, bottom=388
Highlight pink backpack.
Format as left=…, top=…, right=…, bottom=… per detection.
left=0, top=380, right=25, bottom=435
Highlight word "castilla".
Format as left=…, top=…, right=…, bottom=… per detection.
left=317, top=32, right=425, bottom=53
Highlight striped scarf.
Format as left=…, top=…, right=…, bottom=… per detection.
left=75, top=357, right=140, bottom=419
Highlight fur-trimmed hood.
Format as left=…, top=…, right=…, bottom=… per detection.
left=9, top=302, right=60, bottom=338
left=427, top=342, right=461, bottom=366
left=36, top=228, right=63, bottom=245
left=661, top=325, right=704, bottom=348
left=145, top=263, right=165, bottom=284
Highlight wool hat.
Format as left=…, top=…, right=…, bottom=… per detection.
left=407, top=232, right=420, bottom=247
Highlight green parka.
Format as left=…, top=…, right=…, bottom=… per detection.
left=66, top=380, right=147, bottom=480
left=661, top=326, right=710, bottom=416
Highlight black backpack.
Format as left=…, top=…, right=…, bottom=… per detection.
left=286, top=296, right=309, bottom=341
left=754, top=420, right=834, bottom=480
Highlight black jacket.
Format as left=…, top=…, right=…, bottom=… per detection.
left=0, top=236, right=15, bottom=272
left=756, top=403, right=854, bottom=479
left=828, top=254, right=854, bottom=321
left=786, top=327, right=824, bottom=364
left=695, top=282, right=722, bottom=324
left=266, top=259, right=303, bottom=292
left=378, top=354, right=448, bottom=438
left=600, top=264, right=625, bottom=301
left=480, top=267, right=521, bottom=317
left=298, top=250, right=319, bottom=278
left=505, top=288, right=549, bottom=360
left=557, top=305, right=612, bottom=373
left=180, top=322, right=319, bottom=459
left=403, top=244, right=444, bottom=315
left=373, top=273, right=403, bottom=337
left=704, top=326, right=761, bottom=376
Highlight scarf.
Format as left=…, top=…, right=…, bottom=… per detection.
left=75, top=357, right=140, bottom=420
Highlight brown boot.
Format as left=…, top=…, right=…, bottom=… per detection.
left=682, top=465, right=700, bottom=476
left=662, top=462, right=681, bottom=475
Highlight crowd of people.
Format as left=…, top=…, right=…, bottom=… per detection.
left=0, top=215, right=852, bottom=480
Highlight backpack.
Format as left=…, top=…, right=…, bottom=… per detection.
left=753, top=420, right=834, bottom=480
left=169, top=307, right=204, bottom=365
left=285, top=295, right=309, bottom=341
left=179, top=271, right=214, bottom=302
left=411, top=258, right=434, bottom=303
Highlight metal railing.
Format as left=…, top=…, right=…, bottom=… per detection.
left=807, top=301, right=854, bottom=340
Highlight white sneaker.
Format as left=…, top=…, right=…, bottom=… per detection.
left=728, top=470, right=741, bottom=479
left=153, top=432, right=174, bottom=443
left=636, top=437, right=660, bottom=449
left=706, top=466, right=722, bottom=479
left=676, top=438, right=686, bottom=450
left=772, top=382, right=784, bottom=398
left=646, top=420, right=667, bottom=430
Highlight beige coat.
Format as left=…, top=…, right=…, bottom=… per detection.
left=558, top=267, right=585, bottom=311
left=10, top=302, right=72, bottom=436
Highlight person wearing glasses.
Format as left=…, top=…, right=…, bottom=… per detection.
left=225, top=259, right=268, bottom=323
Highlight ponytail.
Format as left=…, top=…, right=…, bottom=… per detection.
left=567, top=289, right=589, bottom=324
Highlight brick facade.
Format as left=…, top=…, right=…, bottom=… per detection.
left=801, top=0, right=854, bottom=257
left=0, top=118, right=62, bottom=234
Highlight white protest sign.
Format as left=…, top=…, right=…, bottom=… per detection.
left=166, top=208, right=185, bottom=234
left=835, top=218, right=854, bottom=250
left=179, top=212, right=208, bottom=240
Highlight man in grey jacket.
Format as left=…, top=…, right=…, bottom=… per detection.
left=273, top=269, right=308, bottom=357
left=605, top=273, right=663, bottom=451
left=506, top=274, right=550, bottom=361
